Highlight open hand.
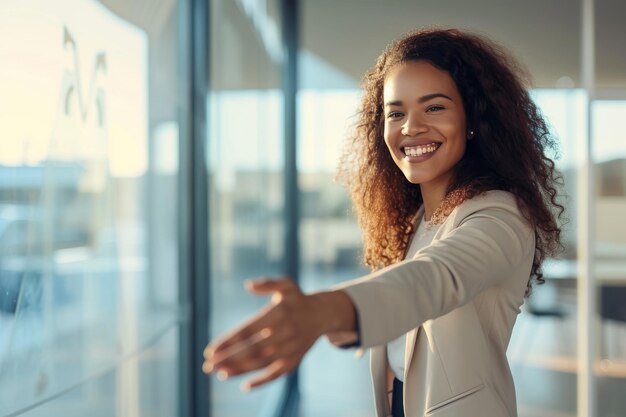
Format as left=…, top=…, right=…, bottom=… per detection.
left=202, top=277, right=328, bottom=391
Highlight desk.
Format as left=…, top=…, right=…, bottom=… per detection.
left=543, top=258, right=626, bottom=285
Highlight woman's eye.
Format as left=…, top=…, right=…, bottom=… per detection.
left=387, top=112, right=403, bottom=119
left=426, top=105, right=444, bottom=112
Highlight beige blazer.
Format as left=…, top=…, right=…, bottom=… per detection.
left=333, top=191, right=534, bottom=417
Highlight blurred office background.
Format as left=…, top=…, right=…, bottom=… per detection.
left=0, top=0, right=625, bottom=416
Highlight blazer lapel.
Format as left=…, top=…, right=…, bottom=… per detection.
left=404, top=326, right=420, bottom=382
left=370, top=345, right=391, bottom=417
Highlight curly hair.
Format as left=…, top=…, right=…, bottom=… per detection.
left=338, top=28, right=564, bottom=295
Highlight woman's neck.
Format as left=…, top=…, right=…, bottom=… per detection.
left=420, top=178, right=451, bottom=221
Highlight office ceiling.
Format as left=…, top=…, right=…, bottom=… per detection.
left=301, top=0, right=626, bottom=89
left=99, top=0, right=626, bottom=90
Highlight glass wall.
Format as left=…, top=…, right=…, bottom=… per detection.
left=0, top=1, right=184, bottom=416
left=590, top=1, right=626, bottom=415
left=593, top=98, right=626, bottom=417
left=509, top=89, right=583, bottom=416
left=296, top=90, right=371, bottom=416
left=207, top=0, right=289, bottom=415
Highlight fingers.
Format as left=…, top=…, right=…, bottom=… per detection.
left=245, top=277, right=297, bottom=297
left=204, top=304, right=276, bottom=358
left=203, top=328, right=301, bottom=391
left=203, top=276, right=318, bottom=392
left=243, top=359, right=296, bottom=391
left=203, top=278, right=297, bottom=362
left=204, top=327, right=290, bottom=377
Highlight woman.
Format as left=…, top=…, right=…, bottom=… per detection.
left=202, top=28, right=563, bottom=417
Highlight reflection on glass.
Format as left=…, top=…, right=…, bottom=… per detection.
left=0, top=1, right=180, bottom=415
left=14, top=326, right=179, bottom=417
left=296, top=90, right=372, bottom=416
left=502, top=90, right=585, bottom=417
left=593, top=100, right=626, bottom=416
left=208, top=0, right=286, bottom=415
left=297, top=90, right=366, bottom=285
left=297, top=90, right=365, bottom=282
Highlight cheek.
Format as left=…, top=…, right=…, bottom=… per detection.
left=383, top=122, right=400, bottom=144
left=453, top=140, right=468, bottom=165
left=450, top=136, right=467, bottom=155
left=458, top=142, right=467, bottom=160
left=447, top=124, right=467, bottom=150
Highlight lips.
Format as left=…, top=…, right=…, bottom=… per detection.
left=402, top=142, right=441, bottom=157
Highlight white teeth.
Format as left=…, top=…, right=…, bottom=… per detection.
left=403, top=143, right=439, bottom=157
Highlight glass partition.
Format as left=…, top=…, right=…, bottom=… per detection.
left=296, top=89, right=372, bottom=416
left=207, top=0, right=288, bottom=415
left=592, top=99, right=626, bottom=416
left=0, top=1, right=183, bottom=415
left=508, top=89, right=586, bottom=417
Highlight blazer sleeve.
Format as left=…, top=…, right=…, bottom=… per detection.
left=333, top=198, right=535, bottom=349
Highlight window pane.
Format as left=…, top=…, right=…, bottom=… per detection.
left=13, top=326, right=179, bottom=417
left=592, top=99, right=626, bottom=416
left=508, top=90, right=585, bottom=417
left=0, top=1, right=182, bottom=415
left=297, top=90, right=372, bottom=416
left=208, top=0, right=287, bottom=415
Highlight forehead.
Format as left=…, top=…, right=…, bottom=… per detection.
left=383, top=60, right=460, bottom=100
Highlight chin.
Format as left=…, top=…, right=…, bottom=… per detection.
left=401, top=170, right=430, bottom=185
left=403, top=175, right=425, bottom=185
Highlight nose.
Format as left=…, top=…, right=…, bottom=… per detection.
left=401, top=114, right=427, bottom=137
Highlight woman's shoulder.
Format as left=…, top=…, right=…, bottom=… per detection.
left=449, top=190, right=525, bottom=224
left=465, top=189, right=517, bottom=206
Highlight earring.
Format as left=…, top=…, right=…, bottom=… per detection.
left=468, top=130, right=475, bottom=140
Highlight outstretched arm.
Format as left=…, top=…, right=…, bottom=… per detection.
left=202, top=277, right=356, bottom=391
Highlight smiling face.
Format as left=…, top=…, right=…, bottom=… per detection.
left=383, top=60, right=468, bottom=194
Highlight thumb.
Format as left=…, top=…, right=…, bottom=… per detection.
left=245, top=277, right=297, bottom=295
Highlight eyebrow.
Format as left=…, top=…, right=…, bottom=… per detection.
left=384, top=93, right=453, bottom=107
